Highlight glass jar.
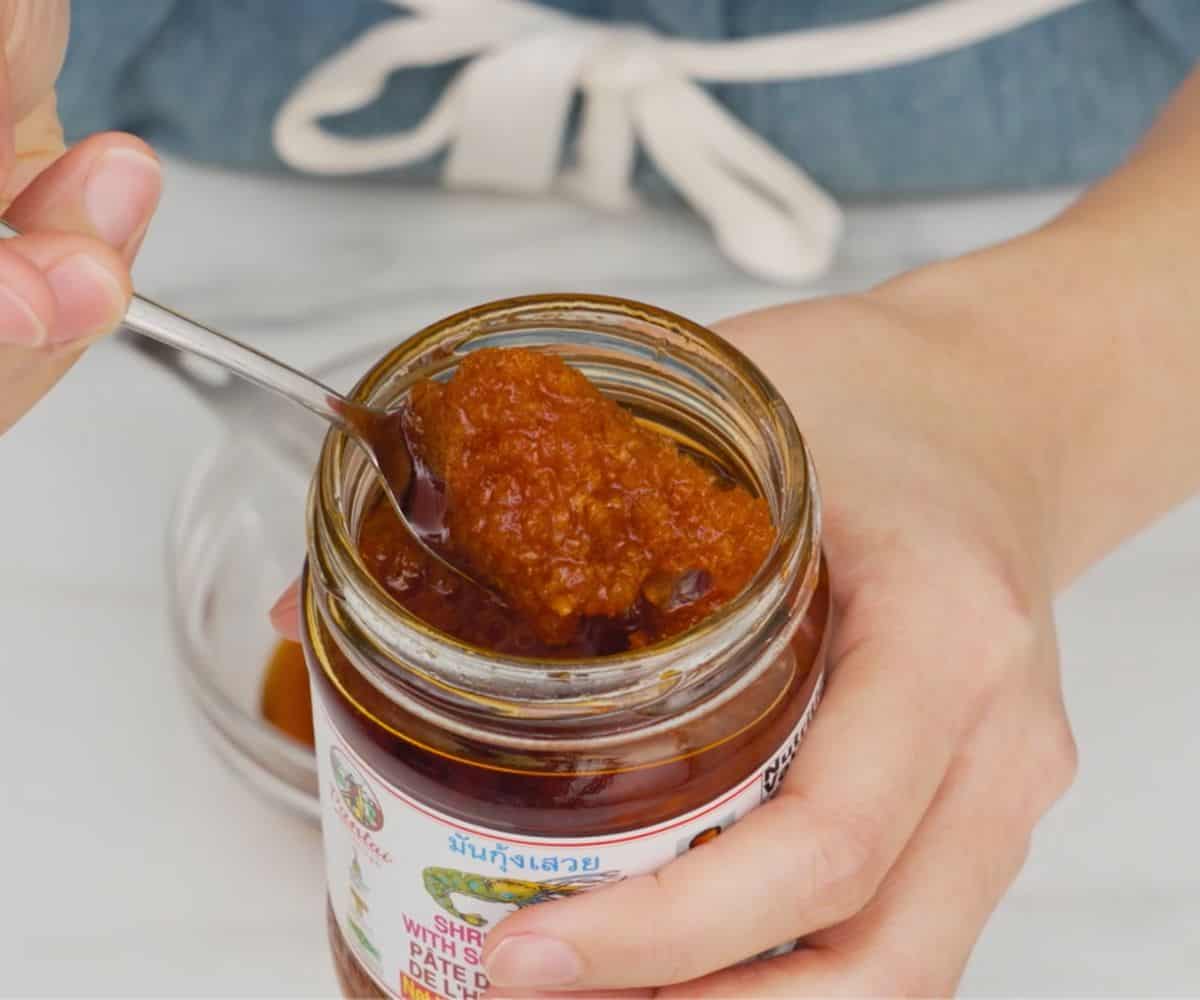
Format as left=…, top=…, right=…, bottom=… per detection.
left=300, top=294, right=830, bottom=999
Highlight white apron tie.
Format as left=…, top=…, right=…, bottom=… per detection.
left=274, top=0, right=1088, bottom=284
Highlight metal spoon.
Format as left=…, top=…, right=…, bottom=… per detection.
left=0, top=219, right=469, bottom=587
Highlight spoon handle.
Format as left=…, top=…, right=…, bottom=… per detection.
left=0, top=220, right=349, bottom=428
left=122, top=294, right=347, bottom=426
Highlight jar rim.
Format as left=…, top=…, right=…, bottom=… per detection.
left=308, top=293, right=820, bottom=715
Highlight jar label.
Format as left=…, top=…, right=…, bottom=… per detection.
left=314, top=674, right=822, bottom=1000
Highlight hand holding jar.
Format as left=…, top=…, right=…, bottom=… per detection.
left=492, top=83, right=1200, bottom=997
left=258, top=285, right=1061, bottom=1000
left=271, top=74, right=1200, bottom=998
left=0, top=0, right=160, bottom=434
left=466, top=290, right=1078, bottom=998
left=482, top=73, right=1200, bottom=995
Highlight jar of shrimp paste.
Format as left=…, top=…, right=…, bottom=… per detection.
left=301, top=294, right=830, bottom=998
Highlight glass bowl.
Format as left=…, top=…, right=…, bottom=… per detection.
left=167, top=341, right=391, bottom=822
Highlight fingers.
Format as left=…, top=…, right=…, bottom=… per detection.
left=270, top=580, right=303, bottom=642
left=0, top=241, right=54, bottom=342
left=2, top=231, right=128, bottom=340
left=655, top=700, right=1047, bottom=998
left=0, top=2, right=159, bottom=435
left=480, top=595, right=960, bottom=992
left=0, top=132, right=161, bottom=432
left=0, top=131, right=161, bottom=349
left=0, top=232, right=129, bottom=431
left=505, top=698, right=1042, bottom=1000
left=0, top=132, right=161, bottom=348
left=1, top=0, right=70, bottom=122
left=0, top=230, right=128, bottom=353
left=0, top=0, right=70, bottom=197
left=7, top=131, right=162, bottom=257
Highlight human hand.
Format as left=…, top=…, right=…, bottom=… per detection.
left=472, top=287, right=1078, bottom=997
left=0, top=0, right=162, bottom=434
left=275, top=67, right=1200, bottom=994
left=267, top=282, right=1079, bottom=995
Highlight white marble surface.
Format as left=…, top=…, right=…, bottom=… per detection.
left=1, top=158, right=1197, bottom=996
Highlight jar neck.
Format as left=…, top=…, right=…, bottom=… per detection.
left=305, top=294, right=821, bottom=744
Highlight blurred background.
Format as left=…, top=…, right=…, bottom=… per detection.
left=2, top=1, right=1198, bottom=995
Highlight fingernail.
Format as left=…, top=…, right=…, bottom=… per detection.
left=44, top=254, right=126, bottom=344
left=0, top=284, right=47, bottom=346
left=484, top=935, right=583, bottom=989
left=85, top=148, right=162, bottom=249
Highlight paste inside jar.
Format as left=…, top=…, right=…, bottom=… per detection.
left=363, top=347, right=775, bottom=655
left=262, top=347, right=777, bottom=743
